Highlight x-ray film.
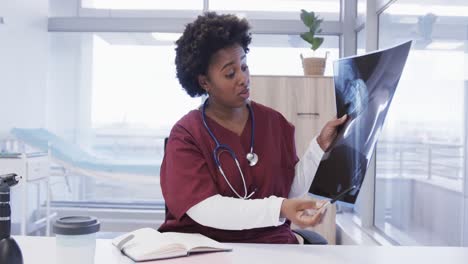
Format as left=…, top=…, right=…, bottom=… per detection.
left=309, top=41, right=412, bottom=204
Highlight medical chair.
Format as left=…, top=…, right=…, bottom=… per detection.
left=163, top=137, right=327, bottom=245
left=10, top=128, right=160, bottom=185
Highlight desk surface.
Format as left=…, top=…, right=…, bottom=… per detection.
left=15, top=236, right=468, bottom=264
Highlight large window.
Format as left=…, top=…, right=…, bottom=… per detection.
left=47, top=31, right=339, bottom=205
left=375, top=0, right=468, bottom=246
left=249, top=34, right=339, bottom=76
left=91, top=33, right=198, bottom=134
left=356, top=27, right=366, bottom=55
left=39, top=0, right=346, bottom=237
left=48, top=32, right=201, bottom=203
left=357, top=0, right=367, bottom=25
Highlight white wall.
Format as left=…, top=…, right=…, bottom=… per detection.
left=0, top=0, right=91, bottom=144
left=0, top=0, right=49, bottom=136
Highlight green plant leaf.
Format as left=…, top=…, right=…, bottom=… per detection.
left=300, top=9, right=324, bottom=50
left=311, top=37, right=324, bottom=51
left=300, top=9, right=315, bottom=28
left=300, top=32, right=316, bottom=45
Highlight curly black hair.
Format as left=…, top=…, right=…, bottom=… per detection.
left=175, top=12, right=252, bottom=97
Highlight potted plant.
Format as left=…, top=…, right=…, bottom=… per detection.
left=299, top=9, right=327, bottom=76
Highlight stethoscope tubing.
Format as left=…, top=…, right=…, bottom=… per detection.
left=202, top=99, right=256, bottom=199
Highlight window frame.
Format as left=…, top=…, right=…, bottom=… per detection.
left=46, top=0, right=361, bottom=228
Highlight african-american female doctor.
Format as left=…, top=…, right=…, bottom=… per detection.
left=158, top=12, right=347, bottom=244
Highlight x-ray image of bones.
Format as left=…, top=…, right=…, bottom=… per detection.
left=336, top=65, right=369, bottom=119
left=310, top=41, right=412, bottom=204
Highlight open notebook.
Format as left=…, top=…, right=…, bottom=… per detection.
left=112, top=228, right=232, bottom=262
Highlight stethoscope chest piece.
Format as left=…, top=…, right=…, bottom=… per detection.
left=202, top=99, right=258, bottom=199
left=246, top=152, right=258, bottom=166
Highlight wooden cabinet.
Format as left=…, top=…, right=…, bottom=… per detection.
left=250, top=75, right=336, bottom=157
left=250, top=75, right=337, bottom=244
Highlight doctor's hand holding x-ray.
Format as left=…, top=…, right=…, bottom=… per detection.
left=317, top=115, right=348, bottom=151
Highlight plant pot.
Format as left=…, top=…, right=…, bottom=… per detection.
left=300, top=53, right=327, bottom=76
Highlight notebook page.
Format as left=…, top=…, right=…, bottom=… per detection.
left=114, top=228, right=187, bottom=260
left=164, top=232, right=232, bottom=252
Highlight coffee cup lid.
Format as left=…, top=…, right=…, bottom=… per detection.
left=53, top=216, right=100, bottom=235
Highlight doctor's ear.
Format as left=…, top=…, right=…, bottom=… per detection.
left=198, top=75, right=210, bottom=92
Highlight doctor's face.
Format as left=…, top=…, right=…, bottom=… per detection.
left=199, top=44, right=250, bottom=108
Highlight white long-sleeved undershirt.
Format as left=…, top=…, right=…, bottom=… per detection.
left=186, top=136, right=324, bottom=230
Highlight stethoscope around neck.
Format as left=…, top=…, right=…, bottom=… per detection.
left=201, top=99, right=258, bottom=199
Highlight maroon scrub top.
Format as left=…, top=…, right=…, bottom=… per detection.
left=158, top=101, right=300, bottom=244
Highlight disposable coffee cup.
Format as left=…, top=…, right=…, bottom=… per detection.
left=53, top=216, right=100, bottom=264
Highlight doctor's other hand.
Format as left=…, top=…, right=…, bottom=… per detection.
left=280, top=198, right=327, bottom=229
left=317, top=115, right=347, bottom=151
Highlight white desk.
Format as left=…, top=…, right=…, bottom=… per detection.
left=15, top=236, right=468, bottom=264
